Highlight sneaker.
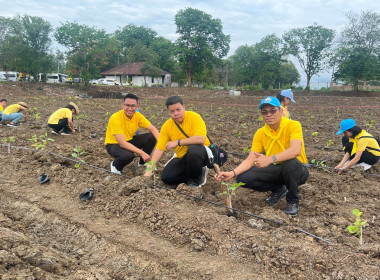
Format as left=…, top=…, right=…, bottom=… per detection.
left=187, top=181, right=201, bottom=189
left=137, top=162, right=145, bottom=168
left=199, top=166, right=208, bottom=186
left=110, top=161, right=121, bottom=175
left=7, top=123, right=19, bottom=127
left=51, top=130, right=59, bottom=135
left=284, top=202, right=299, bottom=217
left=265, top=185, right=288, bottom=205
left=61, top=132, right=72, bottom=135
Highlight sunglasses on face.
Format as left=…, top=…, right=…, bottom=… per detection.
left=261, top=108, right=279, bottom=116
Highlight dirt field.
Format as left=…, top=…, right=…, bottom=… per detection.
left=0, top=83, right=379, bottom=280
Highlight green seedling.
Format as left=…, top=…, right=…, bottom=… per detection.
left=366, top=120, right=375, bottom=128
left=145, top=160, right=158, bottom=185
left=237, top=131, right=242, bottom=137
left=72, top=146, right=85, bottom=168
left=105, top=111, right=110, bottom=116
left=243, top=147, right=250, bottom=154
left=28, top=133, right=54, bottom=150
left=326, top=139, right=334, bottom=147
left=257, top=115, right=263, bottom=121
left=347, top=209, right=367, bottom=245
left=221, top=181, right=245, bottom=214
left=312, top=131, right=319, bottom=137
left=35, top=112, right=41, bottom=119
left=240, top=123, right=248, bottom=129
left=2, top=136, right=15, bottom=153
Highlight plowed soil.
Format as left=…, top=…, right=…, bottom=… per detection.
left=0, top=83, right=379, bottom=280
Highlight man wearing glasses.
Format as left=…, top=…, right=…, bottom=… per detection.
left=105, top=93, right=159, bottom=175
left=215, top=96, right=309, bottom=217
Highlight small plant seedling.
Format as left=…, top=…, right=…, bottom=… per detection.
left=35, top=112, right=41, bottom=119
left=105, top=111, right=110, bottom=116
left=312, top=131, right=319, bottom=137
left=257, top=115, right=263, bottom=121
left=237, top=131, right=242, bottom=137
left=2, top=136, right=15, bottom=153
left=347, top=208, right=367, bottom=245
left=221, top=181, right=245, bottom=215
left=366, top=120, right=375, bottom=128
left=145, top=160, right=158, bottom=185
left=243, top=147, right=250, bottom=154
left=326, top=139, right=334, bottom=147
left=72, top=146, right=85, bottom=168
left=28, top=133, right=54, bottom=150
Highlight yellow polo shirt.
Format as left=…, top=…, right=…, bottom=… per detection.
left=0, top=105, right=3, bottom=111
left=2, top=104, right=21, bottom=115
left=48, top=108, right=72, bottom=124
left=251, top=117, right=307, bottom=164
left=157, top=111, right=210, bottom=158
left=348, top=131, right=380, bottom=156
left=281, top=105, right=290, bottom=119
left=105, top=110, right=151, bottom=145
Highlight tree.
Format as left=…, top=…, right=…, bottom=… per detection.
left=333, top=11, right=380, bottom=90
left=230, top=34, right=284, bottom=89
left=0, top=15, right=54, bottom=79
left=140, top=63, right=162, bottom=86
left=175, top=8, right=230, bottom=86
left=55, top=22, right=119, bottom=82
left=283, top=23, right=335, bottom=89
left=274, top=60, right=301, bottom=89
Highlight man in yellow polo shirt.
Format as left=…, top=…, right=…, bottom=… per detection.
left=105, top=93, right=159, bottom=175
left=215, top=96, right=309, bottom=217
left=144, top=95, right=210, bottom=188
left=48, top=102, right=79, bottom=135
left=1, top=102, right=28, bottom=127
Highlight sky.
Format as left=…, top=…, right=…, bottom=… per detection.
left=1, top=0, right=379, bottom=88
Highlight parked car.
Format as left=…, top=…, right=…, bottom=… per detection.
left=89, top=79, right=99, bottom=84
left=100, top=79, right=119, bottom=86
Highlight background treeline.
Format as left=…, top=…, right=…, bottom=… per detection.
left=0, top=8, right=379, bottom=90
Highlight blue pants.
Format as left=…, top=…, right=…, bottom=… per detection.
left=1, top=112, right=24, bottom=124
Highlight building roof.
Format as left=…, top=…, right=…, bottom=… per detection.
left=101, top=62, right=170, bottom=76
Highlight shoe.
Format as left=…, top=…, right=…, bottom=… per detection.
left=7, top=123, right=19, bottom=127
left=137, top=162, right=145, bottom=168
left=187, top=181, right=201, bottom=189
left=61, top=132, right=72, bottom=135
left=265, top=185, right=288, bottom=205
left=199, top=166, right=208, bottom=186
left=284, top=202, right=299, bottom=217
left=110, top=161, right=121, bottom=175
left=51, top=130, right=59, bottom=135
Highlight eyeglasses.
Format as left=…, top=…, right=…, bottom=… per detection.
left=261, top=108, right=279, bottom=116
left=123, top=103, right=138, bottom=108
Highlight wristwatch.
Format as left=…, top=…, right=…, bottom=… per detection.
left=271, top=155, right=277, bottom=164
left=178, top=139, right=181, bottom=146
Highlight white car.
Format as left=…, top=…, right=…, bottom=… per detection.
left=0, top=73, right=6, bottom=81
left=100, top=79, right=119, bottom=86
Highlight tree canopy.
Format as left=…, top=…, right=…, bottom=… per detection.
left=283, top=23, right=335, bottom=89
left=175, top=7, right=230, bottom=86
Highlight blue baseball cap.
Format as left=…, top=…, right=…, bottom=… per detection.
left=259, top=96, right=281, bottom=109
left=280, top=89, right=296, bottom=103
left=336, top=119, right=356, bottom=135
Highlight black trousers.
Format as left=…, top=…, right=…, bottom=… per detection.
left=161, top=144, right=208, bottom=185
left=105, top=133, right=157, bottom=171
left=48, top=118, right=71, bottom=133
left=342, top=136, right=379, bottom=165
left=236, top=158, right=309, bottom=204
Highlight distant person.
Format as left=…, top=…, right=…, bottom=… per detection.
left=276, top=89, right=295, bottom=119
left=0, top=98, right=7, bottom=120
left=335, top=119, right=380, bottom=174
left=1, top=102, right=28, bottom=127
left=144, top=95, right=210, bottom=188
left=48, top=102, right=79, bottom=135
left=215, top=96, right=309, bottom=217
left=105, top=93, right=159, bottom=175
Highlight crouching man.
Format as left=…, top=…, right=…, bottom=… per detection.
left=215, top=96, right=309, bottom=217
